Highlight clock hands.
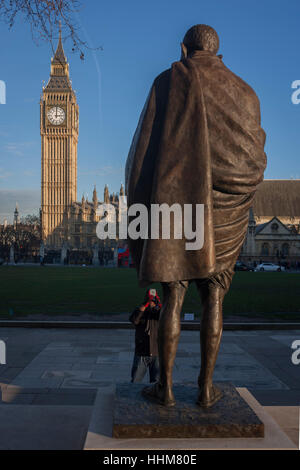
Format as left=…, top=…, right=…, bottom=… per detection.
left=47, top=107, right=65, bottom=125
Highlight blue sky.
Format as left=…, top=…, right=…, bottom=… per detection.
left=0, top=0, right=300, bottom=221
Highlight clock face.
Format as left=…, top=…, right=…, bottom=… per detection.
left=47, top=106, right=65, bottom=125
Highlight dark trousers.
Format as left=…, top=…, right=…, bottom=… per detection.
left=131, top=354, right=159, bottom=383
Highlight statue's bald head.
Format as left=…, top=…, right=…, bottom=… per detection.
left=183, top=24, right=219, bottom=55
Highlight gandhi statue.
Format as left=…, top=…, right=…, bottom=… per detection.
left=125, top=25, right=266, bottom=407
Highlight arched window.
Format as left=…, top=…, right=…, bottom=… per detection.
left=273, top=245, right=280, bottom=257
left=282, top=243, right=289, bottom=256
left=261, top=243, right=269, bottom=255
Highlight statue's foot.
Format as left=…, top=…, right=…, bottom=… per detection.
left=142, top=382, right=176, bottom=407
left=197, top=384, right=222, bottom=408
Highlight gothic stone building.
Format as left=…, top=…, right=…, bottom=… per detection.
left=241, top=180, right=300, bottom=266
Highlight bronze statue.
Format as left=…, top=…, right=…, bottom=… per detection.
left=125, top=24, right=267, bottom=407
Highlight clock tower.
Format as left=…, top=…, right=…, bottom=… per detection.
left=40, top=27, right=79, bottom=248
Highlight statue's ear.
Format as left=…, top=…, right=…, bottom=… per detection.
left=181, top=42, right=187, bottom=60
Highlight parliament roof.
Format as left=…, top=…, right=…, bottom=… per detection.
left=253, top=180, right=300, bottom=217
left=45, top=75, right=72, bottom=91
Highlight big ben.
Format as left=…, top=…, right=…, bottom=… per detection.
left=40, top=27, right=79, bottom=248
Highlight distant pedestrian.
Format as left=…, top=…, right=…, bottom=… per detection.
left=130, top=289, right=161, bottom=383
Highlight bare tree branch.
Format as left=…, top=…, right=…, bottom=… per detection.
left=0, top=0, right=102, bottom=59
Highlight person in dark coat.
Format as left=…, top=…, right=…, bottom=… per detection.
left=130, top=289, right=161, bottom=383
left=126, top=24, right=267, bottom=407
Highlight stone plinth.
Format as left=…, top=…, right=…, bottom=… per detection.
left=112, top=383, right=264, bottom=439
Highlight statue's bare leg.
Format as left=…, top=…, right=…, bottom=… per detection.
left=142, top=280, right=188, bottom=406
left=196, top=283, right=224, bottom=407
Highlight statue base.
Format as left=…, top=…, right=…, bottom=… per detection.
left=112, top=383, right=264, bottom=439
left=84, top=384, right=297, bottom=449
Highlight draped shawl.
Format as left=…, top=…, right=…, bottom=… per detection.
left=125, top=51, right=266, bottom=286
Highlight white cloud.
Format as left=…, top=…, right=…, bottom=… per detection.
left=4, top=141, right=37, bottom=157
left=0, top=168, right=12, bottom=180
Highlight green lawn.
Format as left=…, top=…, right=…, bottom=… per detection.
left=0, top=266, right=300, bottom=319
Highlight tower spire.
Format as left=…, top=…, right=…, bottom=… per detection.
left=93, top=185, right=98, bottom=208
left=53, top=21, right=67, bottom=64
left=104, top=184, right=110, bottom=204
left=45, top=22, right=71, bottom=90
left=14, top=202, right=20, bottom=227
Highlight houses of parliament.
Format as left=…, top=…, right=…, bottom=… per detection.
left=39, top=33, right=300, bottom=266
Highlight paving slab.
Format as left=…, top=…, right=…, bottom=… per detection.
left=271, top=335, right=300, bottom=347
left=0, top=404, right=92, bottom=449
left=11, top=377, right=64, bottom=388
left=61, top=378, right=109, bottom=388
left=263, top=406, right=299, bottom=446
left=1, top=387, right=96, bottom=406
left=0, top=328, right=299, bottom=404
left=250, top=390, right=300, bottom=406
left=41, top=370, right=92, bottom=379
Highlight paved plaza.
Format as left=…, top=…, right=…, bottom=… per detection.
left=0, top=327, right=299, bottom=449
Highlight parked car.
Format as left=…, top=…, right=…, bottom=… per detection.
left=234, top=261, right=254, bottom=271
left=254, top=263, right=285, bottom=272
